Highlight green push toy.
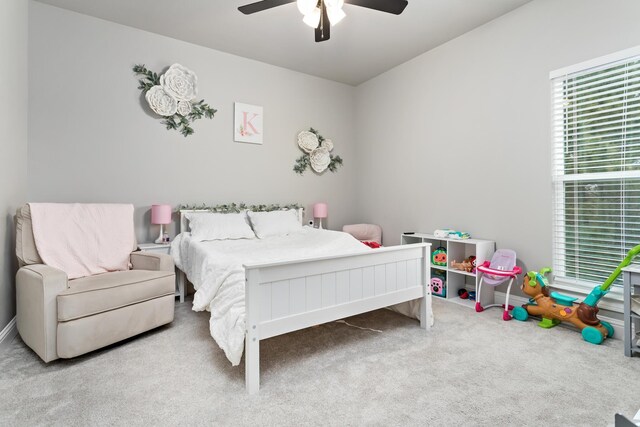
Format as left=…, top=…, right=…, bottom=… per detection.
left=512, top=245, right=640, bottom=344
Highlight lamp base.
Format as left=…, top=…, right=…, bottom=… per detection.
left=318, top=218, right=323, bottom=230
left=154, top=224, right=165, bottom=244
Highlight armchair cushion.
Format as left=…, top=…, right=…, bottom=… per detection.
left=130, top=252, right=174, bottom=272
left=57, top=270, right=175, bottom=322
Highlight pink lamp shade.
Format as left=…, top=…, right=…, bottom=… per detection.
left=151, top=204, right=172, bottom=225
left=313, top=203, right=328, bottom=218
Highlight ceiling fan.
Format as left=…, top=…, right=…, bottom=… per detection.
left=238, top=0, right=408, bottom=42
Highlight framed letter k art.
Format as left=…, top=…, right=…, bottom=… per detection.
left=234, top=102, right=263, bottom=144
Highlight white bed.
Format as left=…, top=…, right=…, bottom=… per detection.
left=173, top=209, right=432, bottom=393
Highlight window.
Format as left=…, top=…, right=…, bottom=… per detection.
left=551, top=47, right=640, bottom=289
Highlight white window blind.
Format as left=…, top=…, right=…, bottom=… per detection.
left=552, top=50, right=640, bottom=289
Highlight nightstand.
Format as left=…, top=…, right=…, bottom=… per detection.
left=138, top=242, right=171, bottom=253
left=138, top=242, right=184, bottom=303
left=623, top=265, right=640, bottom=357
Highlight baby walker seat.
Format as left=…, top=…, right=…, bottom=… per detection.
left=475, top=249, right=522, bottom=321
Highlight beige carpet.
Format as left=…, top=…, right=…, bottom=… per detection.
left=1, top=298, right=639, bottom=426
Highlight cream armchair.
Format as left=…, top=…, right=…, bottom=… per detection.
left=15, top=205, right=175, bottom=362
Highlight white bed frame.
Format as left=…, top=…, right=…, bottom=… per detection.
left=177, top=209, right=431, bottom=394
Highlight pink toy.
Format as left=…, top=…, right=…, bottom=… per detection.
left=475, top=249, right=522, bottom=321
left=342, top=223, right=382, bottom=245
left=431, top=272, right=446, bottom=297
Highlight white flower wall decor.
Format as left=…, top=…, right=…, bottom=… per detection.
left=133, top=64, right=217, bottom=137
left=293, top=128, right=343, bottom=174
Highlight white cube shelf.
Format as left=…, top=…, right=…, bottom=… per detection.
left=401, top=233, right=495, bottom=309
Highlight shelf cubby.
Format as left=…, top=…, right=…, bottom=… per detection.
left=401, top=233, right=496, bottom=308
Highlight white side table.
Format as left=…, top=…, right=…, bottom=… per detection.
left=138, top=242, right=185, bottom=303
left=623, top=265, right=640, bottom=357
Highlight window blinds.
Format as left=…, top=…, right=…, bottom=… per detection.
left=552, top=52, right=640, bottom=288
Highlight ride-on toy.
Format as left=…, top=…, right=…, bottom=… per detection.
left=512, top=244, right=640, bottom=344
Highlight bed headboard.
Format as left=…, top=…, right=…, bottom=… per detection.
left=178, top=207, right=305, bottom=234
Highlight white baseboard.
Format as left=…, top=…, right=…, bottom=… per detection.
left=493, top=291, right=529, bottom=309
left=0, top=317, right=17, bottom=351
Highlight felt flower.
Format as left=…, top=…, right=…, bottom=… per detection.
left=322, top=138, right=333, bottom=151
left=310, top=146, right=331, bottom=173
left=176, top=100, right=192, bottom=116
left=160, top=64, right=198, bottom=101
left=145, top=85, right=178, bottom=116
left=297, top=131, right=319, bottom=153
left=238, top=125, right=253, bottom=137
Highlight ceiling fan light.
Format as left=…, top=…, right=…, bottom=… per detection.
left=326, top=5, right=345, bottom=25
left=325, top=0, right=344, bottom=8
left=297, top=0, right=317, bottom=16
left=302, top=7, right=321, bottom=28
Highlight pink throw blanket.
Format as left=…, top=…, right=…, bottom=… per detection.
left=29, top=203, right=135, bottom=279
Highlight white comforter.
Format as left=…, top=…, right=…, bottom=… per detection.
left=172, top=227, right=371, bottom=365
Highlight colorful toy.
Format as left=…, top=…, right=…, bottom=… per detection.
left=448, top=231, right=471, bottom=240
left=450, top=256, right=476, bottom=273
left=431, top=272, right=446, bottom=297
left=431, top=247, right=447, bottom=266
left=514, top=244, right=640, bottom=344
left=475, top=249, right=522, bottom=321
left=433, top=229, right=453, bottom=238
left=512, top=269, right=614, bottom=344
left=433, top=229, right=471, bottom=239
left=457, top=288, right=476, bottom=300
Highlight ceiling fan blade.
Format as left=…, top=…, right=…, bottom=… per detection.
left=315, top=2, right=330, bottom=42
left=238, top=0, right=295, bottom=15
left=345, top=0, right=408, bottom=15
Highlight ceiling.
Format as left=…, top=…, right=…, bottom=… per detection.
left=34, top=0, right=532, bottom=85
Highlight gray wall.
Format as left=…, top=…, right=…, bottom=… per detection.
left=28, top=2, right=359, bottom=243
left=22, top=0, right=640, bottom=330
left=0, top=0, right=29, bottom=331
left=354, top=0, right=640, bottom=279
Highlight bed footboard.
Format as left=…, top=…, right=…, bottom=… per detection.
left=243, top=243, right=431, bottom=394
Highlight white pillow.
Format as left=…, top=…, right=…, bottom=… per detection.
left=247, top=210, right=302, bottom=239
left=185, top=212, right=255, bottom=241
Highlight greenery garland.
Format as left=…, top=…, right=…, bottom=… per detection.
left=133, top=64, right=217, bottom=137
left=178, top=203, right=303, bottom=213
left=294, top=128, right=343, bottom=175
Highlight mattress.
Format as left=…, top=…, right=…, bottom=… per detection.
left=172, top=227, right=372, bottom=365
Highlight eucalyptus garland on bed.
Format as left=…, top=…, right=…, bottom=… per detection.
left=179, top=203, right=303, bottom=213
left=133, top=64, right=217, bottom=137
left=294, top=128, right=343, bottom=175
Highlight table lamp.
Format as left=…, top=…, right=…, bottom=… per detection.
left=313, top=202, right=328, bottom=229
left=151, top=204, right=172, bottom=243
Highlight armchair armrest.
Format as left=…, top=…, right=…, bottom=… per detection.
left=130, top=252, right=174, bottom=272
left=16, top=264, right=68, bottom=362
